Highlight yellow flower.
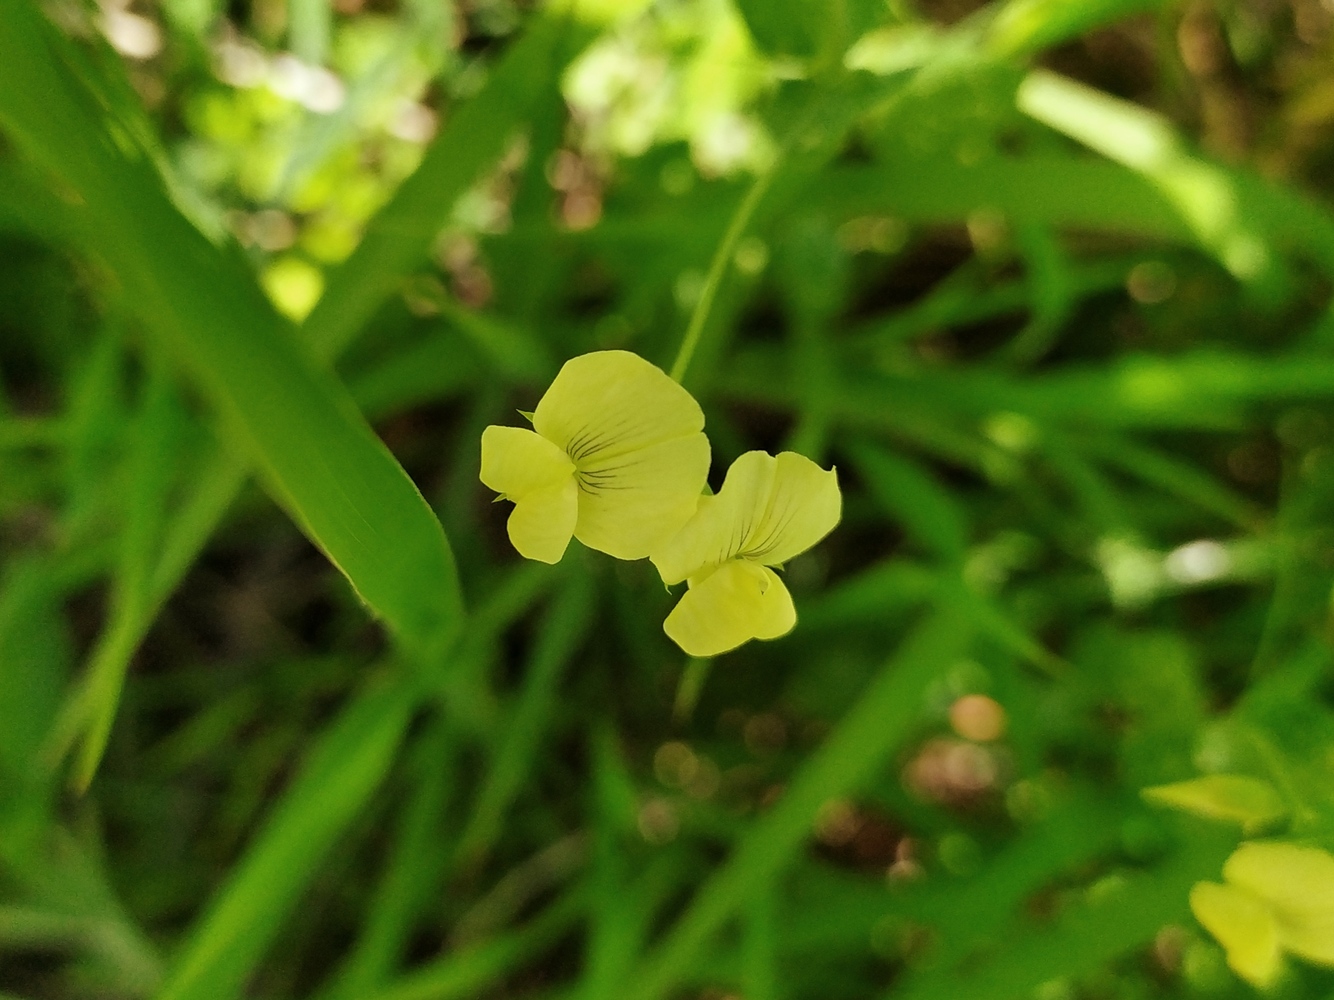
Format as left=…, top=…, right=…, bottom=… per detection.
left=1190, top=841, right=1334, bottom=987
left=480, top=350, right=710, bottom=564
left=651, top=450, right=841, bottom=657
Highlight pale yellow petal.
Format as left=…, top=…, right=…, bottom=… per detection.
left=573, top=432, right=711, bottom=560
left=480, top=425, right=575, bottom=497
left=1226, top=843, right=1334, bottom=966
left=652, top=450, right=840, bottom=583
left=651, top=451, right=777, bottom=584
left=1226, top=842, right=1334, bottom=918
left=1277, top=912, right=1334, bottom=967
left=752, top=567, right=796, bottom=640
left=743, top=451, right=842, bottom=566
left=1190, top=881, right=1283, bottom=987
left=533, top=350, right=704, bottom=461
left=506, top=477, right=578, bottom=564
left=663, top=559, right=787, bottom=657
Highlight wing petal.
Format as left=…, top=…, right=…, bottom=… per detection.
left=651, top=451, right=776, bottom=584
left=574, top=431, right=711, bottom=560
left=480, top=425, right=575, bottom=497
left=507, top=477, right=578, bottom=564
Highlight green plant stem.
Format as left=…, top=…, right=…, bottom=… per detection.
left=364, top=889, right=585, bottom=1000
left=672, top=657, right=713, bottom=725
left=669, top=166, right=776, bottom=384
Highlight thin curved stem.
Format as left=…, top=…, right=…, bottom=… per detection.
left=669, top=165, right=776, bottom=384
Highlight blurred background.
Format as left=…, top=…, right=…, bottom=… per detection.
left=6, top=0, right=1334, bottom=997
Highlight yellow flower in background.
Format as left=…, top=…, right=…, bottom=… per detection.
left=651, top=450, right=841, bottom=657
left=1191, top=841, right=1334, bottom=987
left=480, top=350, right=710, bottom=564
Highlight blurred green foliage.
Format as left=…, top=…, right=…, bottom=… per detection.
left=6, top=0, right=1334, bottom=998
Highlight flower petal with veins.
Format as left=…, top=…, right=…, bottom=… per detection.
left=480, top=425, right=575, bottom=498
left=574, top=432, right=710, bottom=560
left=654, top=450, right=839, bottom=655
left=747, top=451, right=842, bottom=566
left=534, top=350, right=704, bottom=460
left=480, top=351, right=711, bottom=563
left=652, top=451, right=840, bottom=584
left=652, top=451, right=777, bottom=585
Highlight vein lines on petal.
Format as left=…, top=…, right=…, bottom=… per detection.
left=748, top=500, right=799, bottom=562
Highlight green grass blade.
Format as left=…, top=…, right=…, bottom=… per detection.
left=0, top=559, right=77, bottom=782
left=582, top=730, right=641, bottom=1000
left=887, top=827, right=1236, bottom=1000
left=848, top=442, right=969, bottom=562
left=781, top=789, right=1124, bottom=960
left=48, top=438, right=244, bottom=786
left=156, top=677, right=415, bottom=1000
left=0, top=2, right=463, bottom=662
left=287, top=0, right=331, bottom=64
left=321, top=719, right=456, bottom=1000
left=986, top=0, right=1167, bottom=58
left=364, top=889, right=585, bottom=1000
left=62, top=364, right=182, bottom=789
left=670, top=166, right=776, bottom=385
left=846, top=252, right=1133, bottom=359
left=454, top=569, right=595, bottom=865
left=1084, top=434, right=1266, bottom=531
left=0, top=829, right=163, bottom=993
left=742, top=887, right=778, bottom=1000
left=825, top=157, right=1191, bottom=239
left=627, top=605, right=974, bottom=1000
left=1018, top=70, right=1274, bottom=283
left=147, top=449, right=250, bottom=601
left=0, top=158, right=87, bottom=246
left=302, top=17, right=593, bottom=359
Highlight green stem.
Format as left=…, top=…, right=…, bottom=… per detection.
left=669, top=166, right=776, bottom=384
left=672, top=657, right=713, bottom=725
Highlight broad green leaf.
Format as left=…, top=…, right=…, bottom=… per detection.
left=0, top=2, right=463, bottom=663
